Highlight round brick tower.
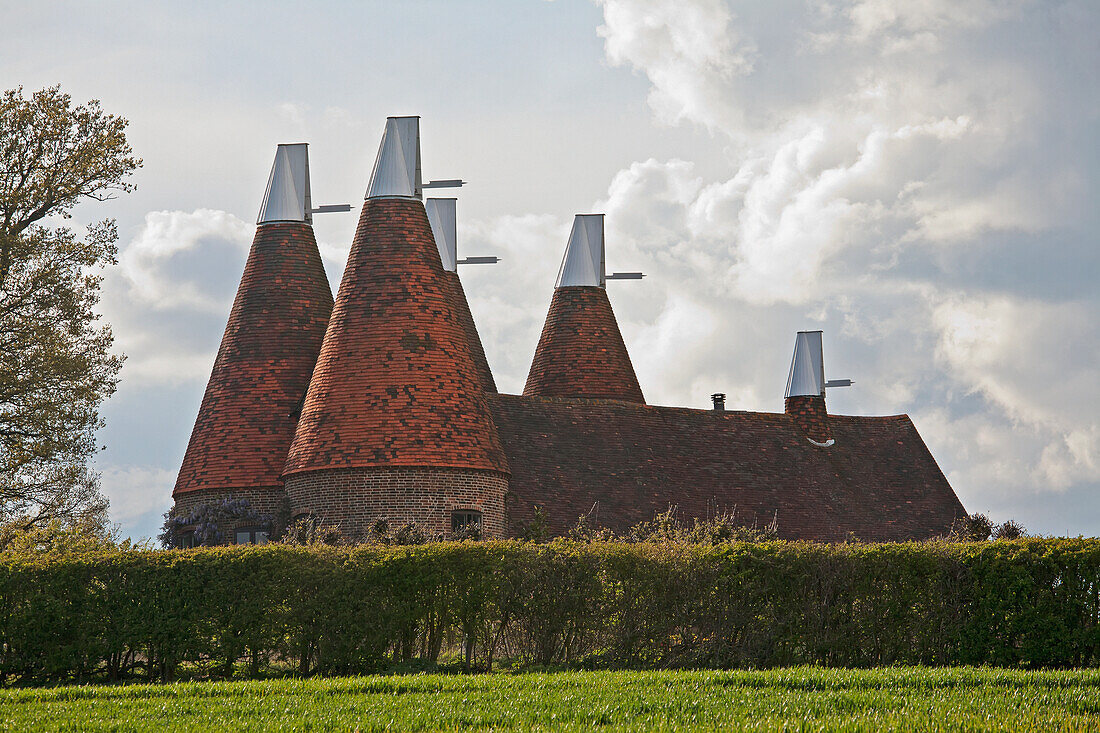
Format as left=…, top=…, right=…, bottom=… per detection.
left=173, top=144, right=333, bottom=536
left=524, top=214, right=645, bottom=403
left=282, top=117, right=509, bottom=539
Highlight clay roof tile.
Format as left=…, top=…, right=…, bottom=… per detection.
left=283, top=198, right=508, bottom=475
left=174, top=220, right=333, bottom=496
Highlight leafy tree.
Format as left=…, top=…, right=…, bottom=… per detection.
left=0, top=85, right=139, bottom=531
left=0, top=511, right=126, bottom=555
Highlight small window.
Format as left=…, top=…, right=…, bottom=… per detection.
left=235, top=528, right=270, bottom=545
left=451, top=510, right=482, bottom=533
left=177, top=531, right=197, bottom=549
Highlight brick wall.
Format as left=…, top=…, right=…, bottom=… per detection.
left=171, top=486, right=289, bottom=537
left=785, top=395, right=833, bottom=444
left=285, top=467, right=509, bottom=539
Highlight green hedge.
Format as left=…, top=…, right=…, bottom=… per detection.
left=2, top=539, right=1100, bottom=684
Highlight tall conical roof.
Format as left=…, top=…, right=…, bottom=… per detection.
left=426, top=197, right=496, bottom=392
left=175, top=145, right=333, bottom=496
left=440, top=271, right=497, bottom=393
left=283, top=194, right=508, bottom=475
left=524, top=215, right=644, bottom=403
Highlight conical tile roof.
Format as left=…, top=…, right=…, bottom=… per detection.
left=523, top=286, right=645, bottom=403
left=524, top=215, right=644, bottom=403
left=283, top=197, right=508, bottom=474
left=425, top=197, right=495, bottom=392
left=173, top=220, right=333, bottom=496
left=440, top=271, right=497, bottom=393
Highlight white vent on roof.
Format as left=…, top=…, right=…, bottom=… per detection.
left=785, top=331, right=825, bottom=398
left=556, top=214, right=605, bottom=287
left=366, top=116, right=421, bottom=200
left=257, top=143, right=311, bottom=224
left=784, top=331, right=853, bottom=397
left=426, top=198, right=457, bottom=272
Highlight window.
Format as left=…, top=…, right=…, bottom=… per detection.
left=177, top=531, right=197, bottom=549
left=234, top=528, right=269, bottom=545
left=451, top=510, right=482, bottom=534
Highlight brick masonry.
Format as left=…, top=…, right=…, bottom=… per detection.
left=174, top=221, right=332, bottom=498
left=785, top=395, right=833, bottom=444
left=172, top=486, right=288, bottom=531
left=285, top=467, right=509, bottom=539
left=524, top=286, right=645, bottom=403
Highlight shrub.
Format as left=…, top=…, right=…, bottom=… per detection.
left=279, top=516, right=346, bottom=546
left=993, top=519, right=1028, bottom=540
left=566, top=505, right=779, bottom=544
left=2, top=538, right=1100, bottom=684
left=519, top=506, right=551, bottom=543
left=948, top=512, right=994, bottom=541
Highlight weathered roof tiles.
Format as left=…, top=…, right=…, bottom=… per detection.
left=174, top=219, right=333, bottom=495
left=282, top=196, right=508, bottom=475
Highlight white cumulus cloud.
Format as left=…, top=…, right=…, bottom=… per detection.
left=592, top=0, right=1100, bottom=524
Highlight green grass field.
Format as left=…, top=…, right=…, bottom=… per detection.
left=3, top=667, right=1100, bottom=731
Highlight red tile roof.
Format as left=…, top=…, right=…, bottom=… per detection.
left=174, top=222, right=333, bottom=496
left=441, top=271, right=496, bottom=393
left=491, top=394, right=965, bottom=541
left=523, top=286, right=645, bottom=404
left=283, top=198, right=509, bottom=476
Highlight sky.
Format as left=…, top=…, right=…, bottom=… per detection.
left=2, top=0, right=1097, bottom=541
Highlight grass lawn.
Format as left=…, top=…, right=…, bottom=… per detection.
left=3, top=667, right=1100, bottom=731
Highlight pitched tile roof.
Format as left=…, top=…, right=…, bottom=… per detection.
left=174, top=222, right=333, bottom=496
left=491, top=394, right=965, bottom=541
left=523, top=286, right=645, bottom=404
left=283, top=198, right=509, bottom=475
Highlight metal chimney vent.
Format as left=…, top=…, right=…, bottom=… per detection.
left=785, top=331, right=824, bottom=398
left=785, top=331, right=852, bottom=398
left=426, top=198, right=458, bottom=272
left=555, top=214, right=645, bottom=288
left=257, top=143, right=311, bottom=224
left=426, top=198, right=501, bottom=272
left=711, top=393, right=726, bottom=411
left=366, top=116, right=422, bottom=200
left=557, top=214, right=605, bottom=287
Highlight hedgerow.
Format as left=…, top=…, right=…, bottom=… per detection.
left=2, top=539, right=1099, bottom=684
